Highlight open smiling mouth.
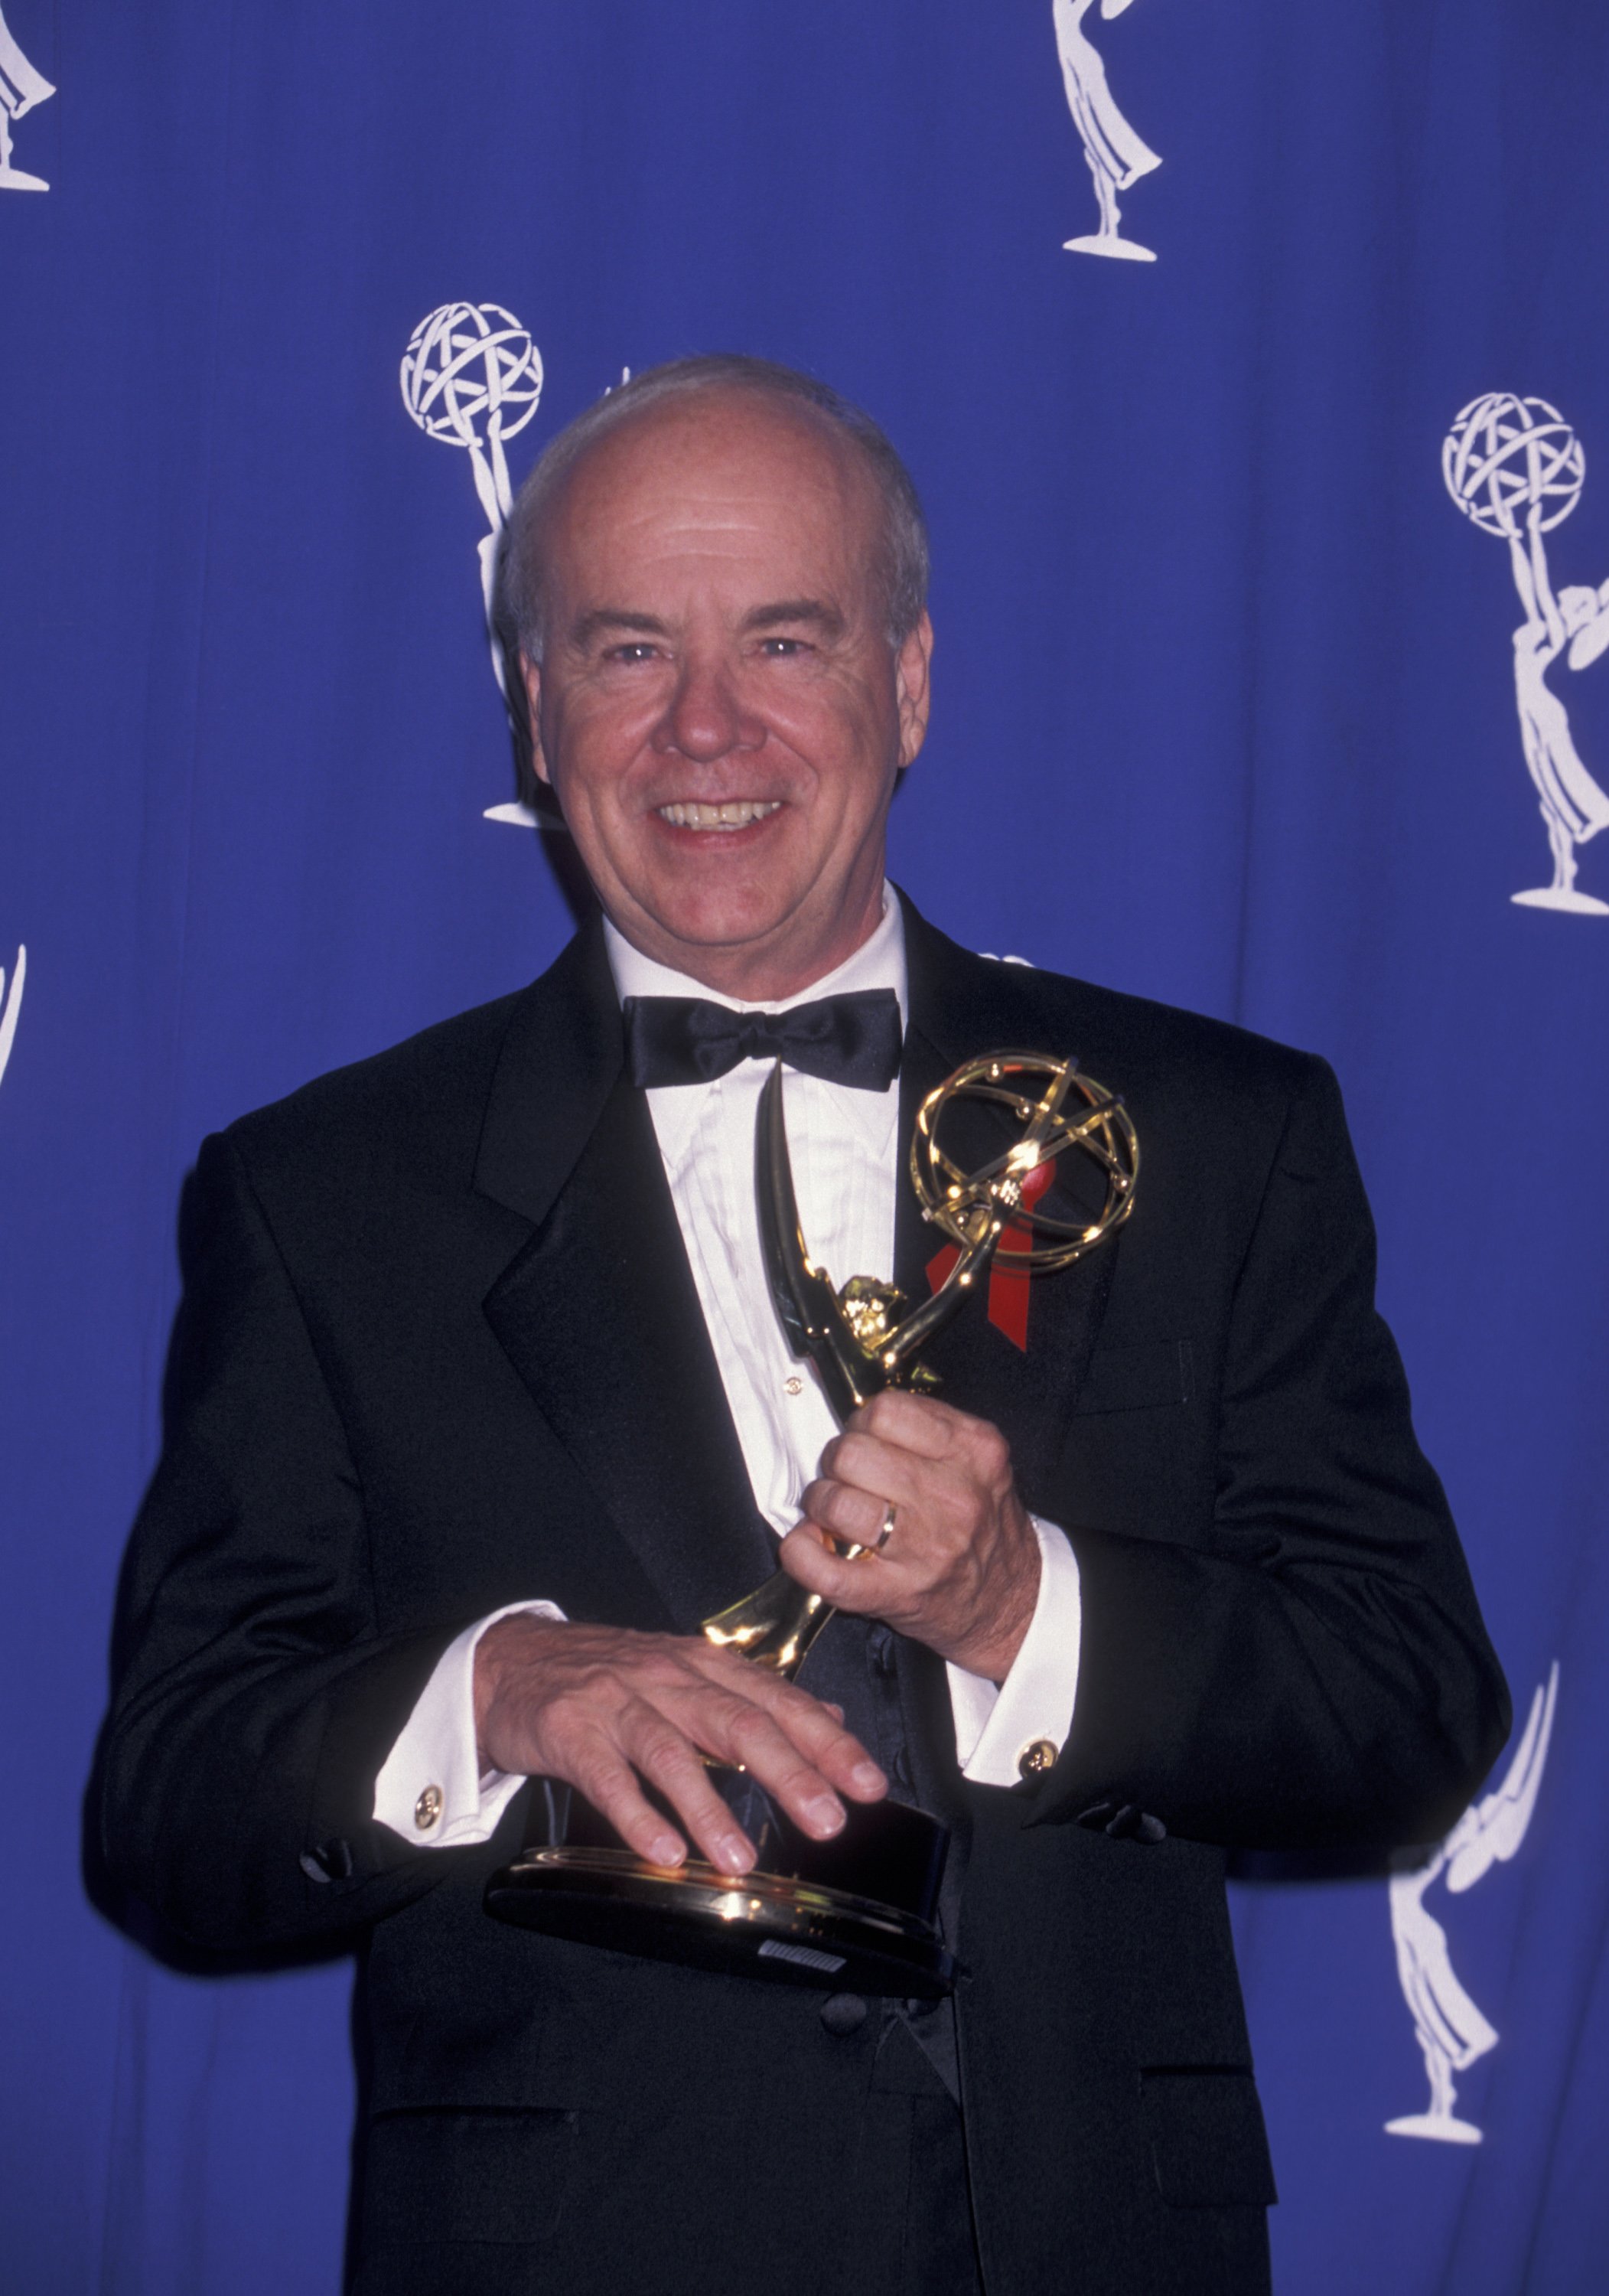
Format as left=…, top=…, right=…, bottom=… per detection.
left=656, top=801, right=783, bottom=831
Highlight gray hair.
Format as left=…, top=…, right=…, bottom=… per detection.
left=493, top=354, right=930, bottom=670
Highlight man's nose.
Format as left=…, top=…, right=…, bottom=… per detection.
left=651, top=656, right=765, bottom=762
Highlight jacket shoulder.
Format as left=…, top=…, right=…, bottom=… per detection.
left=908, top=905, right=1327, bottom=1110
left=1018, top=963, right=1322, bottom=1101
left=218, top=987, right=533, bottom=1189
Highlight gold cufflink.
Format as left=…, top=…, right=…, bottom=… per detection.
left=414, top=1784, right=444, bottom=1831
left=1017, top=1738, right=1059, bottom=1781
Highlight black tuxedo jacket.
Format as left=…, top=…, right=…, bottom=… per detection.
left=101, top=897, right=1508, bottom=2295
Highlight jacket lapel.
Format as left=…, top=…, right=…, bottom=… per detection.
left=477, top=919, right=775, bottom=1634
left=894, top=899, right=1118, bottom=1514
left=888, top=899, right=1121, bottom=1890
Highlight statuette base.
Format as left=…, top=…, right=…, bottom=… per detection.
left=487, top=1781, right=953, bottom=1998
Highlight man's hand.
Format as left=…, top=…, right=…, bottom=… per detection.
left=474, top=1616, right=888, bottom=1876
left=782, top=1391, right=1041, bottom=1682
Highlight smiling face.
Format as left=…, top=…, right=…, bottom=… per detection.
left=520, top=390, right=933, bottom=1001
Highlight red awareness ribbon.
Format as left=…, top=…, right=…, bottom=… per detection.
left=925, top=1159, right=1055, bottom=1354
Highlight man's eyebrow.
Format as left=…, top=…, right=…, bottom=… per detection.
left=565, top=600, right=848, bottom=647
left=741, top=598, right=846, bottom=638
left=567, top=608, right=673, bottom=649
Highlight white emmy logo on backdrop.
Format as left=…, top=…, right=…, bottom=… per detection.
left=0, top=944, right=25, bottom=1091
left=0, top=5, right=54, bottom=192
left=1445, top=394, right=1609, bottom=915
left=400, top=302, right=546, bottom=827
left=1385, top=1662, right=1559, bottom=2146
left=1053, top=0, right=1161, bottom=263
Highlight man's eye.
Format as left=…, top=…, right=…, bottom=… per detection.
left=607, top=643, right=660, bottom=664
left=760, top=637, right=807, bottom=657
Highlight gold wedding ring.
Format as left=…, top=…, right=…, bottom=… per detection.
left=875, top=1502, right=896, bottom=1551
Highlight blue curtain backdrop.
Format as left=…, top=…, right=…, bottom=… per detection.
left=3, top=2, right=1606, bottom=2288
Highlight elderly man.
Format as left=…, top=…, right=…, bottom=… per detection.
left=102, top=356, right=1508, bottom=2295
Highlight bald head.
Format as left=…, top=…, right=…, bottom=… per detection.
left=495, top=354, right=930, bottom=670
left=542, top=390, right=891, bottom=672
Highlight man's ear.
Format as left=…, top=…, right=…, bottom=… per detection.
left=895, top=612, right=934, bottom=771
left=520, top=653, right=552, bottom=785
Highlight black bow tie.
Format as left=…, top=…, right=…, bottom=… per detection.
left=623, top=987, right=904, bottom=1091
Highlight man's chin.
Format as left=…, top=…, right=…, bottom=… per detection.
left=624, top=891, right=806, bottom=961
left=593, top=819, right=885, bottom=987
left=604, top=844, right=813, bottom=957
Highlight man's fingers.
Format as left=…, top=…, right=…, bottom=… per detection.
left=618, top=1674, right=886, bottom=1856
left=754, top=1676, right=890, bottom=1802
left=779, top=1520, right=902, bottom=1619
left=565, top=1740, right=692, bottom=1871
left=847, top=1389, right=967, bottom=1457
left=848, top=1393, right=1015, bottom=1497
left=474, top=1623, right=889, bottom=1868
left=803, top=1473, right=896, bottom=1550
left=690, top=1673, right=888, bottom=1813
left=816, top=1430, right=920, bottom=1509
left=617, top=1702, right=762, bottom=1873
left=695, top=1696, right=845, bottom=1841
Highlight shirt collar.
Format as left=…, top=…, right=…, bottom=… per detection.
left=601, top=886, right=907, bottom=1165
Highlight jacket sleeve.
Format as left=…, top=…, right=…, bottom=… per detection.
left=1038, top=1055, right=1511, bottom=1850
left=98, top=1130, right=504, bottom=1951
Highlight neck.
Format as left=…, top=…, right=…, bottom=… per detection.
left=604, top=876, right=890, bottom=1004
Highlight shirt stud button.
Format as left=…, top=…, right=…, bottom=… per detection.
left=784, top=1375, right=803, bottom=1396
left=414, top=1785, right=444, bottom=1831
left=1017, top=1739, right=1059, bottom=1782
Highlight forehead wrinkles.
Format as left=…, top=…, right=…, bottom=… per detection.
left=549, top=396, right=884, bottom=608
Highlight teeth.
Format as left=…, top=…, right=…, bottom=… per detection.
left=658, top=800, right=783, bottom=830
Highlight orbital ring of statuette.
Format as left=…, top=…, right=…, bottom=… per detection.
left=910, top=1050, right=1139, bottom=1270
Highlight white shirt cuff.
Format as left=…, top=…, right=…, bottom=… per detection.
left=373, top=1600, right=566, bottom=1848
left=946, top=1517, right=1082, bottom=1788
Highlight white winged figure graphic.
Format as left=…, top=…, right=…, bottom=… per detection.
left=1054, top=0, right=1162, bottom=262
left=1386, top=1664, right=1559, bottom=2144
left=0, top=5, right=54, bottom=191
left=0, top=945, right=24, bottom=1091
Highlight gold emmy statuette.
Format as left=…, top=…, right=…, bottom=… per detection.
left=485, top=1051, right=1138, bottom=1994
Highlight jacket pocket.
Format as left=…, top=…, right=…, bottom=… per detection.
left=1073, top=1339, right=1194, bottom=1416
left=1139, top=2067, right=1277, bottom=2208
left=362, top=2105, right=580, bottom=2247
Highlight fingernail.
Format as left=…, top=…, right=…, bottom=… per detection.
left=650, top=1835, right=684, bottom=1867
left=852, top=1763, right=886, bottom=1793
left=717, top=1838, right=752, bottom=1874
left=806, top=1795, right=845, bottom=1835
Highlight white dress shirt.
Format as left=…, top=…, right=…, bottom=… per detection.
left=374, top=889, right=1082, bottom=1848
